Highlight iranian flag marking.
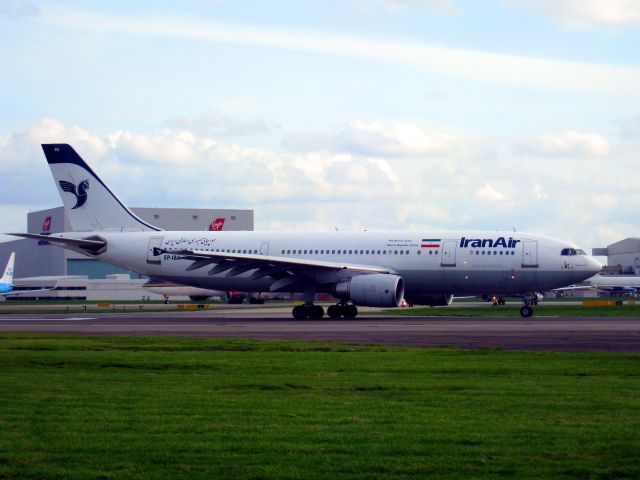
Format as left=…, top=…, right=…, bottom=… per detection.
left=421, top=239, right=441, bottom=248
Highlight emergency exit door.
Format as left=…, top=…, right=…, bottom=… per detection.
left=147, top=237, right=164, bottom=265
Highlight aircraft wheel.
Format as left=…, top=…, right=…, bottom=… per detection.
left=499, top=297, right=506, bottom=306
left=309, top=305, right=324, bottom=319
left=520, top=306, right=534, bottom=318
left=292, top=305, right=307, bottom=319
left=343, top=304, right=358, bottom=319
left=327, top=305, right=342, bottom=319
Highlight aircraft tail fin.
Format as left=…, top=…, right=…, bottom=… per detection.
left=1, top=252, right=15, bottom=284
left=42, top=144, right=161, bottom=232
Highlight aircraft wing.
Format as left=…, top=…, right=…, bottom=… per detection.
left=553, top=285, right=595, bottom=292
left=554, top=284, right=637, bottom=293
left=169, top=248, right=392, bottom=291
left=1, top=287, right=54, bottom=298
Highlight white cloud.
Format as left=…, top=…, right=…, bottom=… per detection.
left=3, top=117, right=640, bottom=250
left=373, top=0, right=461, bottom=14
left=519, top=130, right=610, bottom=157
left=165, top=111, right=269, bottom=137
left=505, top=0, right=640, bottom=28
left=476, top=183, right=509, bottom=203
left=284, top=120, right=486, bottom=158
left=36, top=8, right=640, bottom=95
left=532, top=183, right=549, bottom=200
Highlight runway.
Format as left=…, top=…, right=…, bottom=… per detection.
left=1, top=309, right=639, bottom=352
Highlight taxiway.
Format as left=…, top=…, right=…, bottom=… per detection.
left=1, top=308, right=639, bottom=352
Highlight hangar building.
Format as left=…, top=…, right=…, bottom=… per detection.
left=593, top=238, right=640, bottom=275
left=0, top=206, right=253, bottom=279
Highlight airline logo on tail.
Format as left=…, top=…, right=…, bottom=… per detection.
left=209, top=218, right=225, bottom=231
left=59, top=179, right=89, bottom=209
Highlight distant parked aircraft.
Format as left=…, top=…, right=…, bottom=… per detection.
left=0, top=253, right=52, bottom=298
left=555, top=274, right=640, bottom=296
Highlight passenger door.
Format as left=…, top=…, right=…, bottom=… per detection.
left=440, top=239, right=457, bottom=267
left=522, top=240, right=538, bottom=268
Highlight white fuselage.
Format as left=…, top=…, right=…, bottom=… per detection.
left=56, top=230, right=601, bottom=300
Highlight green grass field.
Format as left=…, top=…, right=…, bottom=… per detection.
left=1, top=334, right=639, bottom=479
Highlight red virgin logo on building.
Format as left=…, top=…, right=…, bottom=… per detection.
left=209, top=218, right=225, bottom=231
left=41, top=216, right=52, bottom=232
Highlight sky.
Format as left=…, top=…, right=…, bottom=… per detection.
left=1, top=0, right=639, bottom=251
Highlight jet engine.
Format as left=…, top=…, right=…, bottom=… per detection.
left=334, top=274, right=405, bottom=307
left=403, top=293, right=453, bottom=306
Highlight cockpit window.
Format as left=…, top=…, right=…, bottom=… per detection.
left=561, top=248, right=587, bottom=256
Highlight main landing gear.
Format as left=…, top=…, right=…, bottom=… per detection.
left=327, top=303, right=358, bottom=319
left=292, top=304, right=325, bottom=320
left=290, top=303, right=359, bottom=319
left=492, top=296, right=506, bottom=306
left=291, top=282, right=359, bottom=320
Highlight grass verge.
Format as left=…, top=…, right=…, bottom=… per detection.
left=0, top=334, right=639, bottom=479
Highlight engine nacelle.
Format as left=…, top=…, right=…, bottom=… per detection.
left=404, top=293, right=453, bottom=307
left=335, top=274, right=405, bottom=307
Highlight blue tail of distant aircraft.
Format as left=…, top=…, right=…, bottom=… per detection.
left=0, top=252, right=15, bottom=291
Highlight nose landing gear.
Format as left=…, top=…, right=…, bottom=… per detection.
left=519, top=305, right=534, bottom=317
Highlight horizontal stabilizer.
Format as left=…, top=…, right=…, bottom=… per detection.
left=8, top=233, right=106, bottom=254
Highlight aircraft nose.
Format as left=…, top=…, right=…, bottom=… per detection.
left=586, top=256, right=603, bottom=275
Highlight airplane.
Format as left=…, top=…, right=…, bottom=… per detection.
left=554, top=273, right=640, bottom=297
left=0, top=252, right=53, bottom=298
left=9, top=144, right=602, bottom=318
